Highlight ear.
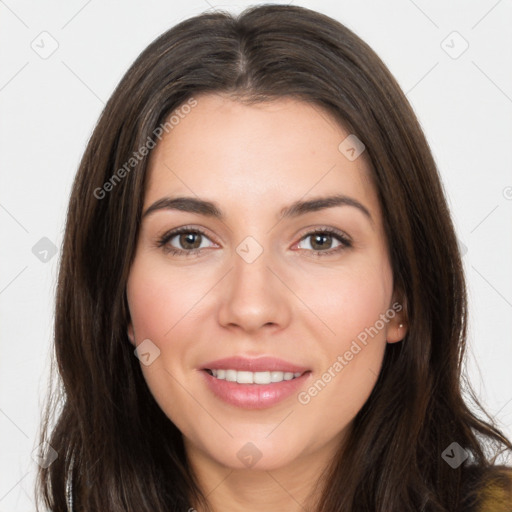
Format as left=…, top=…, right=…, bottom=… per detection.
left=127, top=321, right=136, bottom=346
left=386, top=291, right=408, bottom=344
left=124, top=291, right=136, bottom=346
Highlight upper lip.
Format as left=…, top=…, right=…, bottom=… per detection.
left=201, top=356, right=310, bottom=373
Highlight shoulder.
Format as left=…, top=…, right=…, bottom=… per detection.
left=472, top=465, right=512, bottom=512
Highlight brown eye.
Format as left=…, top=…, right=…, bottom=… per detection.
left=296, top=228, right=352, bottom=256
left=177, top=232, right=203, bottom=250
left=309, top=233, right=335, bottom=250
left=157, top=227, right=215, bottom=256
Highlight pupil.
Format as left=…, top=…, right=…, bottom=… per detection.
left=312, top=234, right=331, bottom=250
left=181, top=233, right=201, bottom=249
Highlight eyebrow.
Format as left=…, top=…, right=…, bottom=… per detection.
left=142, top=194, right=373, bottom=225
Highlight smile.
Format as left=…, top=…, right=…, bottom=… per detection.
left=205, top=369, right=303, bottom=384
left=201, top=369, right=311, bottom=409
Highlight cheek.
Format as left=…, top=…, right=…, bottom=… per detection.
left=300, top=257, right=392, bottom=414
left=304, top=252, right=393, bottom=348
left=126, top=259, right=207, bottom=426
left=126, top=258, right=207, bottom=343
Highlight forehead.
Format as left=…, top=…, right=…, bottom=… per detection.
left=144, top=93, right=378, bottom=221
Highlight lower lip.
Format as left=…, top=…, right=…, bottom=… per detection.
left=201, top=370, right=311, bottom=409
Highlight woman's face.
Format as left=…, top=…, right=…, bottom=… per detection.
left=126, top=93, right=406, bottom=473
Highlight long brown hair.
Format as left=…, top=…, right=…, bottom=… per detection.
left=36, top=4, right=512, bottom=511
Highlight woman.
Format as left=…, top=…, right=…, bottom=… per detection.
left=36, top=4, right=512, bottom=511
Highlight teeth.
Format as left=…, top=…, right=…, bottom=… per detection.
left=209, top=369, right=302, bottom=384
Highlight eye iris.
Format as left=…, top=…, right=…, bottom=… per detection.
left=311, top=233, right=332, bottom=250
left=180, top=232, right=201, bottom=250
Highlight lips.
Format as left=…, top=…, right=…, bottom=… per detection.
left=201, top=356, right=309, bottom=374
left=199, top=356, right=312, bottom=409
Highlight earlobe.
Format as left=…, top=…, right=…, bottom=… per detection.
left=127, top=322, right=135, bottom=346
left=386, top=320, right=408, bottom=344
left=387, top=292, right=408, bottom=343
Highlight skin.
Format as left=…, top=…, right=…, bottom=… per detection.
left=126, top=93, right=407, bottom=512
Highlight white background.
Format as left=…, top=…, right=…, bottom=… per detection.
left=1, top=1, right=511, bottom=510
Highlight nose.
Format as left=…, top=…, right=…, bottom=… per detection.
left=217, top=242, right=292, bottom=334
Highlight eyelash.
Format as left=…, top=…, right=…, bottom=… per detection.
left=156, top=225, right=352, bottom=258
